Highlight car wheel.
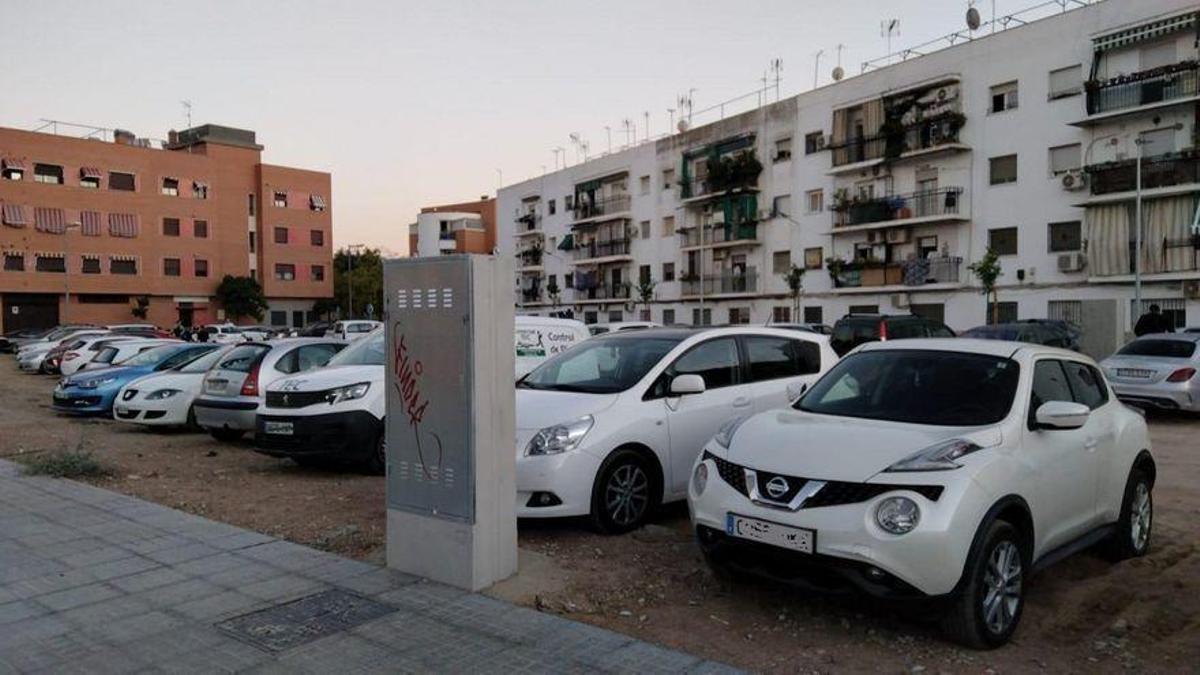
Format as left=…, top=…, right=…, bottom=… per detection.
left=210, top=428, right=244, bottom=442
left=364, top=431, right=386, bottom=475
left=186, top=406, right=200, bottom=431
left=942, top=519, right=1026, bottom=649
left=1105, top=469, right=1153, bottom=561
left=589, top=448, right=657, bottom=535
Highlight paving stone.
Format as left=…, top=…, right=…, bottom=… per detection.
left=35, top=581, right=121, bottom=612
left=173, top=590, right=266, bottom=622
left=7, top=567, right=98, bottom=599
left=327, top=566, right=419, bottom=597
left=82, top=609, right=184, bottom=645
left=145, top=541, right=222, bottom=565
left=87, top=554, right=161, bottom=581
left=0, top=600, right=45, bottom=625
left=239, top=574, right=327, bottom=602
left=205, top=530, right=276, bottom=551
left=109, top=566, right=189, bottom=593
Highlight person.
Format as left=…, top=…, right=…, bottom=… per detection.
left=172, top=322, right=185, bottom=340
left=1134, top=304, right=1174, bottom=336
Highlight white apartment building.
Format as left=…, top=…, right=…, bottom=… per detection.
left=497, top=0, right=1199, bottom=356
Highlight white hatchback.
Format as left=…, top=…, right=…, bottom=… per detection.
left=113, top=345, right=235, bottom=427
left=688, top=339, right=1155, bottom=648
left=516, top=327, right=837, bottom=533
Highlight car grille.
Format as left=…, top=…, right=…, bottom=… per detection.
left=265, top=390, right=329, bottom=409
left=702, top=451, right=942, bottom=507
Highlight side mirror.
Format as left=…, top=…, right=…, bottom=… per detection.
left=1035, top=400, right=1090, bottom=430
left=669, top=374, right=706, bottom=396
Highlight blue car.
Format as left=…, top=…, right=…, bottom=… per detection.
left=52, top=343, right=221, bottom=415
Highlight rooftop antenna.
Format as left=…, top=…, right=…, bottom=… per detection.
left=621, top=118, right=635, bottom=148
left=569, top=133, right=584, bottom=163
left=832, top=44, right=845, bottom=81
left=676, top=90, right=694, bottom=132
left=769, top=57, right=782, bottom=101
left=881, top=19, right=900, bottom=64
left=643, top=111, right=650, bottom=142
left=604, top=126, right=612, bottom=154
left=667, top=108, right=676, bottom=133
left=813, top=50, right=824, bottom=90
left=181, top=100, right=193, bottom=128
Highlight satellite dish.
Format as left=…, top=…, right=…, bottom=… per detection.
left=966, top=6, right=981, bottom=30
left=677, top=119, right=690, bottom=133
left=832, top=65, right=845, bottom=81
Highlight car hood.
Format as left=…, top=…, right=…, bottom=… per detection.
left=65, top=365, right=148, bottom=386
left=723, top=409, right=1003, bottom=483
left=122, top=371, right=204, bottom=394
left=268, top=364, right=383, bottom=392
left=516, top=388, right=620, bottom=431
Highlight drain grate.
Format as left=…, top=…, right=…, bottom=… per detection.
left=216, top=589, right=397, bottom=652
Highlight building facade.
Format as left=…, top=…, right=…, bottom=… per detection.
left=498, top=0, right=1199, bottom=356
left=0, top=124, right=333, bottom=332
left=409, top=196, right=496, bottom=256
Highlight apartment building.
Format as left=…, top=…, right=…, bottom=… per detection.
left=0, top=123, right=333, bottom=332
left=409, top=196, right=496, bottom=256
left=497, top=0, right=1199, bottom=355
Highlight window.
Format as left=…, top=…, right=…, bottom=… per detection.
left=1048, top=143, right=1081, bottom=176
left=248, top=231, right=256, bottom=253
left=193, top=220, right=208, bottom=238
left=745, top=336, right=821, bottom=382
left=728, top=307, right=750, bottom=325
left=109, top=172, right=136, bottom=191
left=639, top=265, right=651, bottom=284
left=772, top=306, right=791, bottom=323
left=1, top=165, right=22, bottom=181
left=910, top=303, right=946, bottom=324
left=805, top=189, right=823, bottom=214
left=773, top=194, right=792, bottom=219
left=548, top=199, right=556, bottom=215
left=80, top=175, right=99, bottom=189
left=662, top=309, right=675, bottom=324
left=564, top=272, right=573, bottom=289
left=274, top=263, right=296, bottom=281
left=803, top=247, right=823, bottom=270
left=310, top=195, right=326, bottom=212
left=270, top=311, right=287, bottom=326
left=639, top=175, right=650, bottom=195
left=640, top=220, right=650, bottom=239
left=989, top=155, right=1018, bottom=185
left=1140, top=40, right=1177, bottom=70
left=774, top=137, right=792, bottom=162
left=193, top=182, right=208, bottom=199
left=162, top=218, right=180, bottom=237
left=988, top=227, right=1018, bottom=256
left=608, top=310, right=623, bottom=323
left=1048, top=65, right=1082, bottom=99
left=849, top=304, right=879, bottom=315
left=987, top=301, right=1019, bottom=324
left=804, top=131, right=824, bottom=155
left=248, top=193, right=257, bottom=215
left=1064, top=361, right=1108, bottom=410
left=194, top=259, right=209, bottom=278
left=4, top=253, right=24, bottom=271
left=662, top=262, right=675, bottom=282
left=161, top=177, right=179, bottom=196
left=81, top=257, right=100, bottom=274
left=163, top=258, right=181, bottom=276
left=667, top=338, right=739, bottom=389
left=662, top=168, right=675, bottom=191
left=1030, top=360, right=1074, bottom=423
left=310, top=229, right=324, bottom=246
left=661, top=216, right=675, bottom=237
left=1131, top=299, right=1186, bottom=330
left=1048, top=221, right=1082, bottom=252
left=691, top=307, right=712, bottom=326
left=803, top=306, right=823, bottom=324
left=33, top=163, right=63, bottom=185
left=273, top=191, right=288, bottom=208
left=110, top=258, right=137, bottom=275
left=564, top=195, right=573, bottom=210
left=274, top=227, right=288, bottom=244
left=990, top=81, right=1019, bottom=113
left=772, top=251, right=791, bottom=275
left=311, top=264, right=325, bottom=281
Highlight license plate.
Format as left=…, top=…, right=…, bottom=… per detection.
left=1117, top=368, right=1154, bottom=379
left=726, top=514, right=815, bottom=554
left=115, top=406, right=129, bottom=415
left=53, top=391, right=68, bottom=401
left=205, top=379, right=227, bottom=393
left=264, top=421, right=294, bottom=436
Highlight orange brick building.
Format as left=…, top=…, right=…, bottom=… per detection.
left=0, top=124, right=333, bottom=332
left=409, top=196, right=495, bottom=256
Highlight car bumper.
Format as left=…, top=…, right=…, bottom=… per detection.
left=113, top=399, right=189, bottom=426
left=1109, top=381, right=1200, bottom=412
left=52, top=390, right=116, bottom=415
left=515, top=446, right=604, bottom=519
left=253, top=410, right=382, bottom=461
left=193, top=398, right=259, bottom=431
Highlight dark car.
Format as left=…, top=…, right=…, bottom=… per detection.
left=829, top=313, right=955, bottom=356
left=960, top=322, right=1076, bottom=349
left=1015, top=319, right=1081, bottom=351
left=767, top=322, right=833, bottom=335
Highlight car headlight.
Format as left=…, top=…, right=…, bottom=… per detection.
left=884, top=438, right=984, bottom=472
left=876, top=496, right=920, bottom=535
left=692, top=462, right=708, bottom=495
left=79, top=376, right=117, bottom=389
left=713, top=415, right=751, bottom=449
left=525, top=416, right=594, bottom=456
left=325, top=382, right=371, bottom=404
left=145, top=388, right=181, bottom=400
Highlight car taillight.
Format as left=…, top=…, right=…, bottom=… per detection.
left=1166, top=367, right=1196, bottom=383
left=240, top=363, right=261, bottom=396
left=879, top=320, right=889, bottom=341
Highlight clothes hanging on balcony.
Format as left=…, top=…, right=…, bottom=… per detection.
left=1086, top=203, right=1130, bottom=277
left=1144, top=195, right=1198, bottom=273
left=862, top=99, right=885, bottom=160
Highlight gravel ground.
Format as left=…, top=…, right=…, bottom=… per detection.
left=2, top=357, right=1197, bottom=673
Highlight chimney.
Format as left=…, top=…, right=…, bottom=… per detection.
left=113, top=129, right=136, bottom=145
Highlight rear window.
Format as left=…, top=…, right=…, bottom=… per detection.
left=744, top=336, right=821, bottom=382
left=94, top=347, right=117, bottom=363
left=217, top=344, right=271, bottom=372
left=1118, top=339, right=1196, bottom=358
left=327, top=332, right=385, bottom=366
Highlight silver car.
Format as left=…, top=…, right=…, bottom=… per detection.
left=193, top=338, right=345, bottom=441
left=1101, top=333, right=1200, bottom=412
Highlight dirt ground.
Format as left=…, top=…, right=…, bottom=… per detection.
left=2, top=358, right=1198, bottom=673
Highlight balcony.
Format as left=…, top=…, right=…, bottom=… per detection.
left=678, top=223, right=759, bottom=250
left=1084, top=150, right=1200, bottom=197
left=832, top=187, right=965, bottom=232
left=828, top=112, right=967, bottom=172
left=1078, top=61, right=1199, bottom=125
left=520, top=286, right=543, bottom=304
left=570, top=282, right=631, bottom=303
left=572, top=194, right=631, bottom=223
left=679, top=152, right=762, bottom=202
left=829, top=256, right=963, bottom=291
left=516, top=247, right=543, bottom=270
left=572, top=238, right=632, bottom=263
left=681, top=269, right=759, bottom=297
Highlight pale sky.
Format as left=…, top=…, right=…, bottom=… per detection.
left=2, top=0, right=1040, bottom=254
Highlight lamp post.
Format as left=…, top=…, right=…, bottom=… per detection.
left=63, top=221, right=81, bottom=323
left=345, top=243, right=364, bottom=319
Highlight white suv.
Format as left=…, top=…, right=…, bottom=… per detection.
left=688, top=339, right=1155, bottom=648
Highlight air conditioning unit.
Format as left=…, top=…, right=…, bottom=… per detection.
left=891, top=293, right=911, bottom=309
left=1184, top=280, right=1200, bottom=299
left=1061, top=170, right=1088, bottom=191
left=815, top=135, right=827, bottom=150
left=1057, top=252, right=1087, bottom=272
left=885, top=228, right=911, bottom=244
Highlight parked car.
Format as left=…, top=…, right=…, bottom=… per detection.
left=11, top=325, right=96, bottom=354
left=108, top=324, right=172, bottom=339
left=83, top=339, right=181, bottom=372
left=1, top=327, right=53, bottom=353
left=18, top=329, right=111, bottom=373
left=202, top=324, right=249, bottom=344
left=329, top=320, right=382, bottom=342
left=829, top=313, right=955, bottom=356
left=960, top=322, right=1076, bottom=349
left=1100, top=333, right=1200, bottom=412
left=255, top=329, right=386, bottom=471
left=766, top=322, right=833, bottom=335
left=52, top=343, right=221, bottom=415
left=516, top=316, right=590, bottom=378
left=688, top=338, right=1154, bottom=648
left=193, top=338, right=346, bottom=441
left=42, top=331, right=120, bottom=374
left=59, top=335, right=145, bottom=376
left=113, top=345, right=236, bottom=428
left=1016, top=319, right=1082, bottom=351
left=516, top=326, right=838, bottom=533
left=587, top=321, right=661, bottom=336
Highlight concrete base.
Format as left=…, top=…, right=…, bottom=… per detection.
left=386, top=509, right=517, bottom=592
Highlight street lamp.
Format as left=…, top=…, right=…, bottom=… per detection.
left=63, top=221, right=81, bottom=323
left=345, top=243, right=365, bottom=319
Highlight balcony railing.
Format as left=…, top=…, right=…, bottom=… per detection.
left=572, top=194, right=631, bottom=221
left=679, top=174, right=760, bottom=200
left=833, top=187, right=964, bottom=228
left=516, top=212, right=541, bottom=232
left=520, top=287, right=543, bottom=303
left=1085, top=61, right=1199, bottom=116
left=678, top=223, right=759, bottom=247
left=831, top=256, right=963, bottom=288
left=438, top=231, right=456, bottom=241
left=570, top=283, right=630, bottom=302
left=681, top=269, right=759, bottom=296
left=516, top=248, right=543, bottom=267
left=572, top=238, right=631, bottom=261
left=1084, top=150, right=1200, bottom=196
left=829, top=112, right=965, bottom=167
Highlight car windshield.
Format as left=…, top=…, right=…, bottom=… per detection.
left=120, top=345, right=180, bottom=367
left=217, top=344, right=271, bottom=372
left=327, top=331, right=384, bottom=366
left=520, top=334, right=683, bottom=394
left=177, top=346, right=233, bottom=373
left=1117, top=339, right=1196, bottom=358
left=797, top=349, right=1020, bottom=426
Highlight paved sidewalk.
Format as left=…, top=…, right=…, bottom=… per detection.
left=0, top=460, right=736, bottom=674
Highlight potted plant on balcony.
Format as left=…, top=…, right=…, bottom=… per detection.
left=825, top=256, right=862, bottom=288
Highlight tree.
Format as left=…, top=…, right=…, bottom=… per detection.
left=215, top=275, right=268, bottom=322
left=130, top=296, right=150, bottom=320
left=968, top=248, right=1003, bottom=325
left=782, top=264, right=805, bottom=321
left=331, top=247, right=384, bottom=319
left=635, top=277, right=656, bottom=320
left=545, top=276, right=561, bottom=309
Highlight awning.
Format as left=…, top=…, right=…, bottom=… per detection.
left=1093, top=12, right=1197, bottom=52
left=110, top=254, right=138, bottom=262
left=108, top=213, right=139, bottom=237
left=558, top=233, right=574, bottom=251
left=2, top=203, right=27, bottom=227
left=192, top=181, right=209, bottom=190
left=34, top=207, right=66, bottom=234
left=1, top=158, right=25, bottom=171
left=80, top=211, right=102, bottom=236
left=310, top=194, right=326, bottom=209
left=79, top=167, right=102, bottom=179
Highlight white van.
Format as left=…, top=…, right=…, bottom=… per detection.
left=330, top=320, right=383, bottom=342
left=515, top=316, right=589, bottom=378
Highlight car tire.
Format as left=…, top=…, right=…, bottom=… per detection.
left=1105, top=469, right=1153, bottom=561
left=588, top=448, right=658, bottom=535
left=210, top=428, right=244, bottom=442
left=364, top=431, right=386, bottom=475
left=186, top=406, right=200, bottom=431
left=942, top=519, right=1026, bottom=649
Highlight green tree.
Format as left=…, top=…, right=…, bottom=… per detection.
left=331, top=247, right=384, bottom=319
left=782, top=264, right=805, bottom=321
left=635, top=277, right=656, bottom=318
left=215, top=275, right=268, bottom=322
left=968, top=248, right=1003, bottom=325
left=130, top=296, right=150, bottom=320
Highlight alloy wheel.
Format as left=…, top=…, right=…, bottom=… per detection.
left=605, top=464, right=649, bottom=527
left=981, top=540, right=1022, bottom=635
left=1131, top=482, right=1151, bottom=551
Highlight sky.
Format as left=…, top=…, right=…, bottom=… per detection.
left=1, top=0, right=1049, bottom=255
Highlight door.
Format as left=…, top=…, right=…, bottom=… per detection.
left=660, top=337, right=752, bottom=494
left=292, top=311, right=304, bottom=328
left=2, top=293, right=59, bottom=333
left=1062, top=359, right=1116, bottom=522
left=1023, top=359, right=1099, bottom=551
left=741, top=335, right=823, bottom=412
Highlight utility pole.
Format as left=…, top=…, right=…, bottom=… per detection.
left=63, top=221, right=81, bottom=322
left=346, top=243, right=364, bottom=319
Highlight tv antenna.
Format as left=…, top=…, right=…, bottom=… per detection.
left=813, top=50, right=823, bottom=90
left=881, top=19, right=900, bottom=63
left=832, top=44, right=846, bottom=81
left=676, top=90, right=695, bottom=132
left=621, top=118, right=635, bottom=148
left=181, top=100, right=193, bottom=128
left=768, top=57, right=782, bottom=101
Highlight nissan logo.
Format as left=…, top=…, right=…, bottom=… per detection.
left=765, top=476, right=790, bottom=499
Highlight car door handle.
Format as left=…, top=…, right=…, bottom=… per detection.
left=1084, top=438, right=1098, bottom=451
left=732, top=396, right=752, bottom=408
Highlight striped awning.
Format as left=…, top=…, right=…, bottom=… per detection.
left=109, top=254, right=138, bottom=262
left=310, top=194, right=326, bottom=209
left=35, top=251, right=64, bottom=259
left=34, top=207, right=66, bottom=234
left=79, top=167, right=102, bottom=179
left=80, top=211, right=102, bottom=236
left=1093, top=12, right=1197, bottom=52
left=193, top=180, right=208, bottom=190
left=1, top=158, right=25, bottom=171
left=108, top=213, right=139, bottom=237
left=2, top=203, right=27, bottom=227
